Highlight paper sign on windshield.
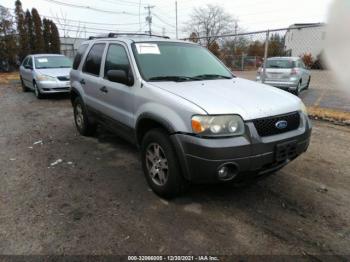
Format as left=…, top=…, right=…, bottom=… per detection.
left=38, top=58, right=48, bottom=63
left=135, top=43, right=161, bottom=55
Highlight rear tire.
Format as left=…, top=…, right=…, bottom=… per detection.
left=73, top=97, right=97, bottom=136
left=305, top=77, right=311, bottom=90
left=141, top=128, right=187, bottom=198
left=293, top=81, right=301, bottom=96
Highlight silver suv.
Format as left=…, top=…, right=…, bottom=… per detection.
left=256, top=57, right=311, bottom=96
left=70, top=34, right=312, bottom=198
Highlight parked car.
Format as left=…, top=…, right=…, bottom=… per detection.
left=256, top=57, right=311, bottom=96
left=70, top=34, right=312, bottom=198
left=19, top=54, right=72, bottom=99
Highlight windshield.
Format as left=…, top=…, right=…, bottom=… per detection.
left=34, top=56, right=72, bottom=69
left=132, top=42, right=233, bottom=81
left=266, top=59, right=295, bottom=69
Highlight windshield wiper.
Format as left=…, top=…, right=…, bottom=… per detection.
left=192, top=74, right=233, bottom=80
left=148, top=76, right=196, bottom=82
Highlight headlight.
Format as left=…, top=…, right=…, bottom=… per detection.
left=191, top=115, right=245, bottom=137
left=37, top=74, right=56, bottom=81
left=300, top=102, right=308, bottom=115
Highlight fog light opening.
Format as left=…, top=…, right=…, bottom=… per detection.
left=217, top=163, right=239, bottom=181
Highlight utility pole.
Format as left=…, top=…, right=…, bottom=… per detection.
left=175, top=1, right=178, bottom=39
left=144, top=5, right=155, bottom=35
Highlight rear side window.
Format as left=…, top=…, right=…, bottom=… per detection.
left=73, top=44, right=88, bottom=70
left=104, top=44, right=132, bottom=77
left=82, top=43, right=106, bottom=76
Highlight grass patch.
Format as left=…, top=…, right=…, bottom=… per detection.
left=0, top=72, right=20, bottom=85
left=307, top=106, right=350, bottom=124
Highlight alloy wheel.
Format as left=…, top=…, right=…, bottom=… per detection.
left=75, top=104, right=84, bottom=130
left=145, top=143, right=169, bottom=186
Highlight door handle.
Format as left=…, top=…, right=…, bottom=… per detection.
left=80, top=79, right=85, bottom=85
left=100, top=86, right=108, bottom=93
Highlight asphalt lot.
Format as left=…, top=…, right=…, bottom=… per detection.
left=235, top=70, right=350, bottom=113
left=1, top=83, right=350, bottom=257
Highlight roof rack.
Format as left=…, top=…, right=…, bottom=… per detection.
left=88, top=33, right=170, bottom=40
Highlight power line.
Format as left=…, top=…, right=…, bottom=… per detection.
left=41, top=0, right=144, bottom=16
left=153, top=13, right=175, bottom=28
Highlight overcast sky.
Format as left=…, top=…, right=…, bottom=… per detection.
left=2, top=0, right=333, bottom=39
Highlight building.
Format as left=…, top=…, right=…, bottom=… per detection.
left=284, top=23, right=326, bottom=58
left=60, top=37, right=86, bottom=59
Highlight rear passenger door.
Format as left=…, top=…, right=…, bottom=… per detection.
left=99, top=43, right=135, bottom=128
left=81, top=43, right=107, bottom=112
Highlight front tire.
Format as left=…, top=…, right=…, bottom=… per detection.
left=20, top=77, right=29, bottom=92
left=33, top=82, right=43, bottom=99
left=141, top=128, right=187, bottom=198
left=73, top=97, right=97, bottom=136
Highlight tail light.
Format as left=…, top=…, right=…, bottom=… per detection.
left=291, top=68, right=299, bottom=75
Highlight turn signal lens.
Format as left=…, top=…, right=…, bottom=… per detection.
left=191, top=119, right=204, bottom=133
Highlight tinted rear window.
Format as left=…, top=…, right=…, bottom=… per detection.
left=266, top=59, right=295, bottom=69
left=82, top=43, right=106, bottom=75
left=73, top=44, right=88, bottom=70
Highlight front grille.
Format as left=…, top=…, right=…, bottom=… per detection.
left=253, top=112, right=300, bottom=137
left=57, top=76, right=70, bottom=81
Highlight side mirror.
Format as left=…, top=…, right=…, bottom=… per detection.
left=25, top=65, right=33, bottom=70
left=106, top=70, right=134, bottom=86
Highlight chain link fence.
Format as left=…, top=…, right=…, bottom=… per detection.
left=184, top=24, right=350, bottom=113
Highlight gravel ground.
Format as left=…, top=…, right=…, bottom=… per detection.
left=0, top=84, right=350, bottom=257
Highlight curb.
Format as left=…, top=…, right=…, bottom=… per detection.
left=307, top=106, right=350, bottom=126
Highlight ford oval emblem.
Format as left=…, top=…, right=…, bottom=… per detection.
left=275, top=120, right=288, bottom=129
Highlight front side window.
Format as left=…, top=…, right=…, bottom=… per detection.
left=132, top=42, right=233, bottom=81
left=83, top=43, right=106, bottom=76
left=22, top=57, right=29, bottom=66
left=266, top=59, right=295, bottom=69
left=104, top=44, right=132, bottom=77
left=34, top=56, right=72, bottom=69
left=27, top=57, right=33, bottom=68
left=73, top=44, right=88, bottom=70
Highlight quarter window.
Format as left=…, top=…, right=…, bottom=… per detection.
left=83, top=43, right=106, bottom=76
left=73, top=44, right=88, bottom=70
left=104, top=44, right=132, bottom=77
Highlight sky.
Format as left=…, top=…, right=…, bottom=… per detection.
left=1, top=0, right=334, bottom=39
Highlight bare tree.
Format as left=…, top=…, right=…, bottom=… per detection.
left=186, top=4, right=236, bottom=48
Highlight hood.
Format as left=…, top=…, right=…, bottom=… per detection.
left=36, top=68, right=71, bottom=78
left=149, top=78, right=302, bottom=120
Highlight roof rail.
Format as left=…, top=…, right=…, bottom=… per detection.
left=88, top=33, right=170, bottom=40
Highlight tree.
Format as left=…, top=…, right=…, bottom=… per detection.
left=268, top=33, right=285, bottom=57
left=208, top=41, right=221, bottom=58
left=0, top=5, right=17, bottom=71
left=49, top=20, right=60, bottom=53
left=24, top=9, right=34, bottom=53
left=15, top=0, right=29, bottom=61
left=42, top=18, right=51, bottom=52
left=186, top=4, right=236, bottom=48
left=247, top=40, right=264, bottom=57
left=188, top=32, right=199, bottom=43
left=31, top=8, right=44, bottom=53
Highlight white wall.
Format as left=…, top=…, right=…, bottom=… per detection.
left=285, top=25, right=326, bottom=58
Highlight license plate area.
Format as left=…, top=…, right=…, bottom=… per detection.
left=275, top=140, right=297, bottom=162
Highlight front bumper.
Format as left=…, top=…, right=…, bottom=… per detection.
left=171, top=113, right=312, bottom=183
left=37, top=81, right=71, bottom=93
